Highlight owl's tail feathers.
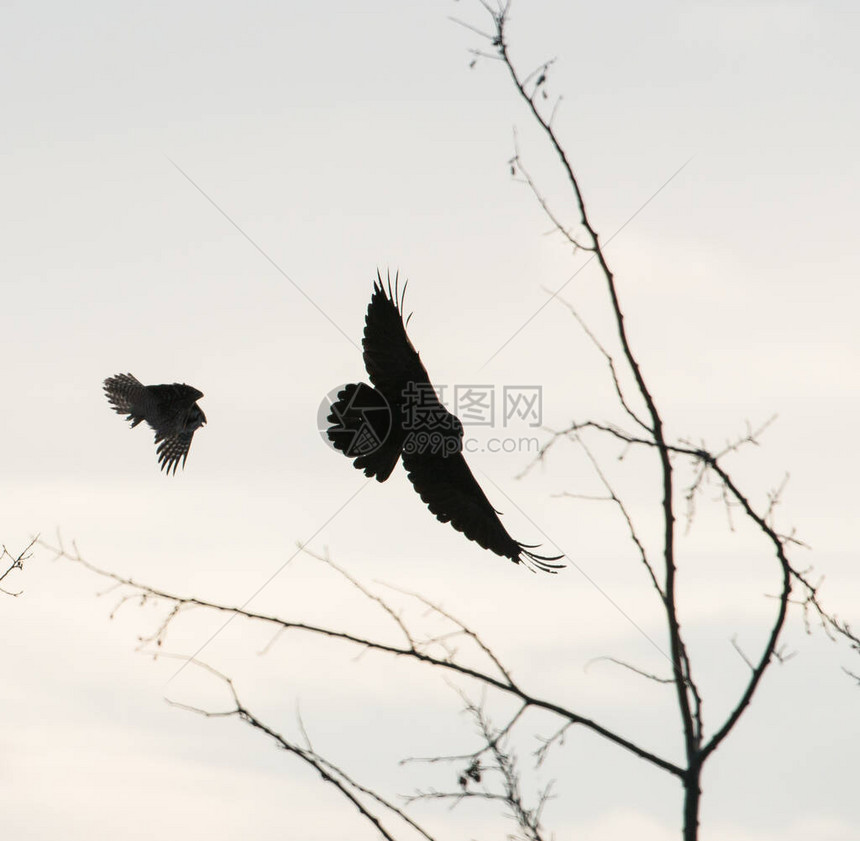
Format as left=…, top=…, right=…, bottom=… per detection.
left=103, top=372, right=146, bottom=427
left=326, top=382, right=402, bottom=482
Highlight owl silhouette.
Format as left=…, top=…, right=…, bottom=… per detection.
left=103, top=373, right=206, bottom=474
left=327, top=274, right=563, bottom=573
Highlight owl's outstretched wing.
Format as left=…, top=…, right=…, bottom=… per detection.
left=402, top=443, right=564, bottom=573
left=362, top=272, right=432, bottom=402
left=155, top=431, right=195, bottom=475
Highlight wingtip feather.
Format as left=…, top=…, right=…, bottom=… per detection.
left=517, top=544, right=566, bottom=574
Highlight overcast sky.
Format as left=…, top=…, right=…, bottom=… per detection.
left=2, top=2, right=858, bottom=839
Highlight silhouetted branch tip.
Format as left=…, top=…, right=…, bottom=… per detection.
left=586, top=656, right=674, bottom=684
left=0, top=536, right=37, bottom=596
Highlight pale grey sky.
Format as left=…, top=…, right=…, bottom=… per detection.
left=2, top=2, right=858, bottom=839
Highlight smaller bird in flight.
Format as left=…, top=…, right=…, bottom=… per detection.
left=103, top=373, right=206, bottom=474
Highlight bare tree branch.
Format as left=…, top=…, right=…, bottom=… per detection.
left=406, top=696, right=552, bottom=841
left=574, top=434, right=664, bottom=601
left=585, top=656, right=674, bottom=685
left=539, top=288, right=650, bottom=432
left=510, top=133, right=592, bottom=254
left=163, top=658, right=437, bottom=841
left=0, top=536, right=37, bottom=597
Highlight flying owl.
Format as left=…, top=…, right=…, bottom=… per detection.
left=103, top=373, right=206, bottom=474
left=327, top=273, right=564, bottom=573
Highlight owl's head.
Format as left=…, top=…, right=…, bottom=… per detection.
left=187, top=404, right=207, bottom=431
